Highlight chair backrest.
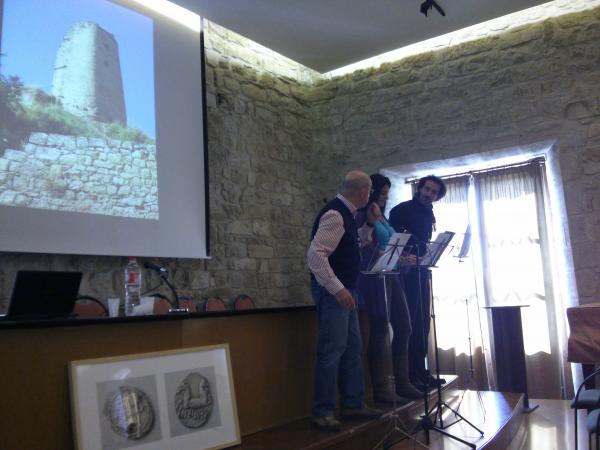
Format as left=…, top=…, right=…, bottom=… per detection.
left=179, top=297, right=197, bottom=313
left=205, top=297, right=227, bottom=312
left=234, top=294, right=256, bottom=310
left=151, top=295, right=197, bottom=314
left=574, top=366, right=600, bottom=405
left=73, top=298, right=108, bottom=318
left=153, top=297, right=173, bottom=315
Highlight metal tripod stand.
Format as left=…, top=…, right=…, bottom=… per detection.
left=362, top=236, right=430, bottom=449
left=370, top=270, right=430, bottom=450
left=453, top=298, right=486, bottom=421
left=413, top=257, right=484, bottom=449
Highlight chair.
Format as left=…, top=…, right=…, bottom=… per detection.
left=152, top=295, right=174, bottom=315
left=179, top=297, right=198, bottom=313
left=572, top=366, right=600, bottom=450
left=149, top=294, right=198, bottom=314
left=587, top=408, right=600, bottom=450
left=233, top=294, right=256, bottom=310
left=73, top=296, right=108, bottom=318
left=204, top=297, right=227, bottom=312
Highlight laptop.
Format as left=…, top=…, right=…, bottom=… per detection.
left=3, top=270, right=83, bottom=320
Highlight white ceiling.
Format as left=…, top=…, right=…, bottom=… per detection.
left=174, top=0, right=552, bottom=73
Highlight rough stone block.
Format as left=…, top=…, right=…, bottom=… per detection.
left=248, top=244, right=274, bottom=258
left=565, top=101, right=595, bottom=121
left=252, top=221, right=270, bottom=237
left=225, top=242, right=248, bottom=257
left=4, top=150, right=27, bottom=162
left=35, top=147, right=61, bottom=160
left=107, top=153, right=122, bottom=164
left=190, top=271, right=211, bottom=290
left=575, top=268, right=600, bottom=297
left=121, top=197, right=144, bottom=207
left=89, top=137, right=106, bottom=148
left=0, top=190, right=18, bottom=203
left=76, top=136, right=89, bottom=147
left=229, top=220, right=253, bottom=235
left=587, top=119, right=600, bottom=139
left=242, top=82, right=267, bottom=101
left=571, top=240, right=600, bottom=269
left=59, top=153, right=78, bottom=164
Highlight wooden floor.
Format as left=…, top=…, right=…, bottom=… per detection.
left=235, top=376, right=528, bottom=450
left=389, top=396, right=590, bottom=450
left=387, top=389, right=523, bottom=450
left=236, top=387, right=592, bottom=450
left=514, top=399, right=590, bottom=450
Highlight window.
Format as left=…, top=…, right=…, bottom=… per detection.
left=427, top=159, right=564, bottom=398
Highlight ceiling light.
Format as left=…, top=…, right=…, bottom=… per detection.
left=127, top=0, right=201, bottom=32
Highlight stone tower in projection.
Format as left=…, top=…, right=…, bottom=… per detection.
left=52, top=21, right=126, bottom=124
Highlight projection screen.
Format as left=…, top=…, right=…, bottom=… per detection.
left=0, top=0, right=210, bottom=258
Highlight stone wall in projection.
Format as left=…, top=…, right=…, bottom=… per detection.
left=0, top=133, right=157, bottom=219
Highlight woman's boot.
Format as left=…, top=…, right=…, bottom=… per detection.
left=369, top=338, right=407, bottom=404
left=394, top=351, right=424, bottom=399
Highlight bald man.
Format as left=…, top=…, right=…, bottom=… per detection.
left=307, top=171, right=382, bottom=432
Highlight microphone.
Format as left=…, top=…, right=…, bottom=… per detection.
left=143, top=262, right=167, bottom=273
left=143, top=262, right=188, bottom=315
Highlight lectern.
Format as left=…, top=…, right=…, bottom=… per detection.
left=484, top=304, right=539, bottom=412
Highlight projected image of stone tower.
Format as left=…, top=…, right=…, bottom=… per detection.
left=52, top=21, right=127, bottom=124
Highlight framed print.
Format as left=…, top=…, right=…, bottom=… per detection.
left=69, top=344, right=240, bottom=450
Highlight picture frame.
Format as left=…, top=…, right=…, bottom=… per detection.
left=69, top=344, right=240, bottom=450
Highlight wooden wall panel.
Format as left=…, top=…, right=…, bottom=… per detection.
left=0, top=310, right=317, bottom=449
left=0, top=321, right=181, bottom=450
left=181, top=310, right=318, bottom=436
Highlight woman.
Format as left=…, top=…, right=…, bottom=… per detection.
left=357, top=174, right=422, bottom=403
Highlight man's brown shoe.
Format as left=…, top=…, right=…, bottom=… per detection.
left=340, top=404, right=383, bottom=419
left=311, top=415, right=342, bottom=432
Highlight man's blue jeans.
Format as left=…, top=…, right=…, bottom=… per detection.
left=311, top=279, right=365, bottom=417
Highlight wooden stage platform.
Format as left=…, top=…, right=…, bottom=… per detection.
left=235, top=376, right=526, bottom=450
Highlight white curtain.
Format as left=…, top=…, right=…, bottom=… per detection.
left=429, top=162, right=569, bottom=399
left=429, top=176, right=489, bottom=390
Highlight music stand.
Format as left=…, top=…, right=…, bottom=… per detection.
left=412, top=232, right=484, bottom=449
left=452, top=226, right=487, bottom=421
left=362, top=233, right=430, bottom=450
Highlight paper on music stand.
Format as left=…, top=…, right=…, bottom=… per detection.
left=457, top=224, right=471, bottom=259
left=419, top=231, right=455, bottom=267
left=370, top=233, right=412, bottom=272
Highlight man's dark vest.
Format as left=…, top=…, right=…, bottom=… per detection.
left=310, top=197, right=360, bottom=289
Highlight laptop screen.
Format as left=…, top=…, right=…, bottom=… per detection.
left=6, top=271, right=83, bottom=320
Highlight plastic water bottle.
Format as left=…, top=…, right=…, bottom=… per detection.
left=124, top=257, right=142, bottom=316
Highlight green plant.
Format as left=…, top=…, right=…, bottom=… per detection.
left=104, top=122, right=153, bottom=144
left=0, top=74, right=26, bottom=153
left=0, top=76, right=154, bottom=150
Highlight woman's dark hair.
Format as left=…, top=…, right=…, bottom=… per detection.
left=417, top=175, right=447, bottom=200
left=356, top=173, right=392, bottom=227
left=368, top=173, right=392, bottom=213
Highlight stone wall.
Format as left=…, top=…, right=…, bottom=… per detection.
left=0, top=133, right=157, bottom=218
left=200, top=22, right=321, bottom=306
left=1, top=7, right=599, bottom=309
left=309, top=7, right=600, bottom=303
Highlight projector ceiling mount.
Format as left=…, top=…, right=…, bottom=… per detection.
left=420, top=0, right=446, bottom=17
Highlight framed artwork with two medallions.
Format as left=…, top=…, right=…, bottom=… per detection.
left=69, top=344, right=240, bottom=450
